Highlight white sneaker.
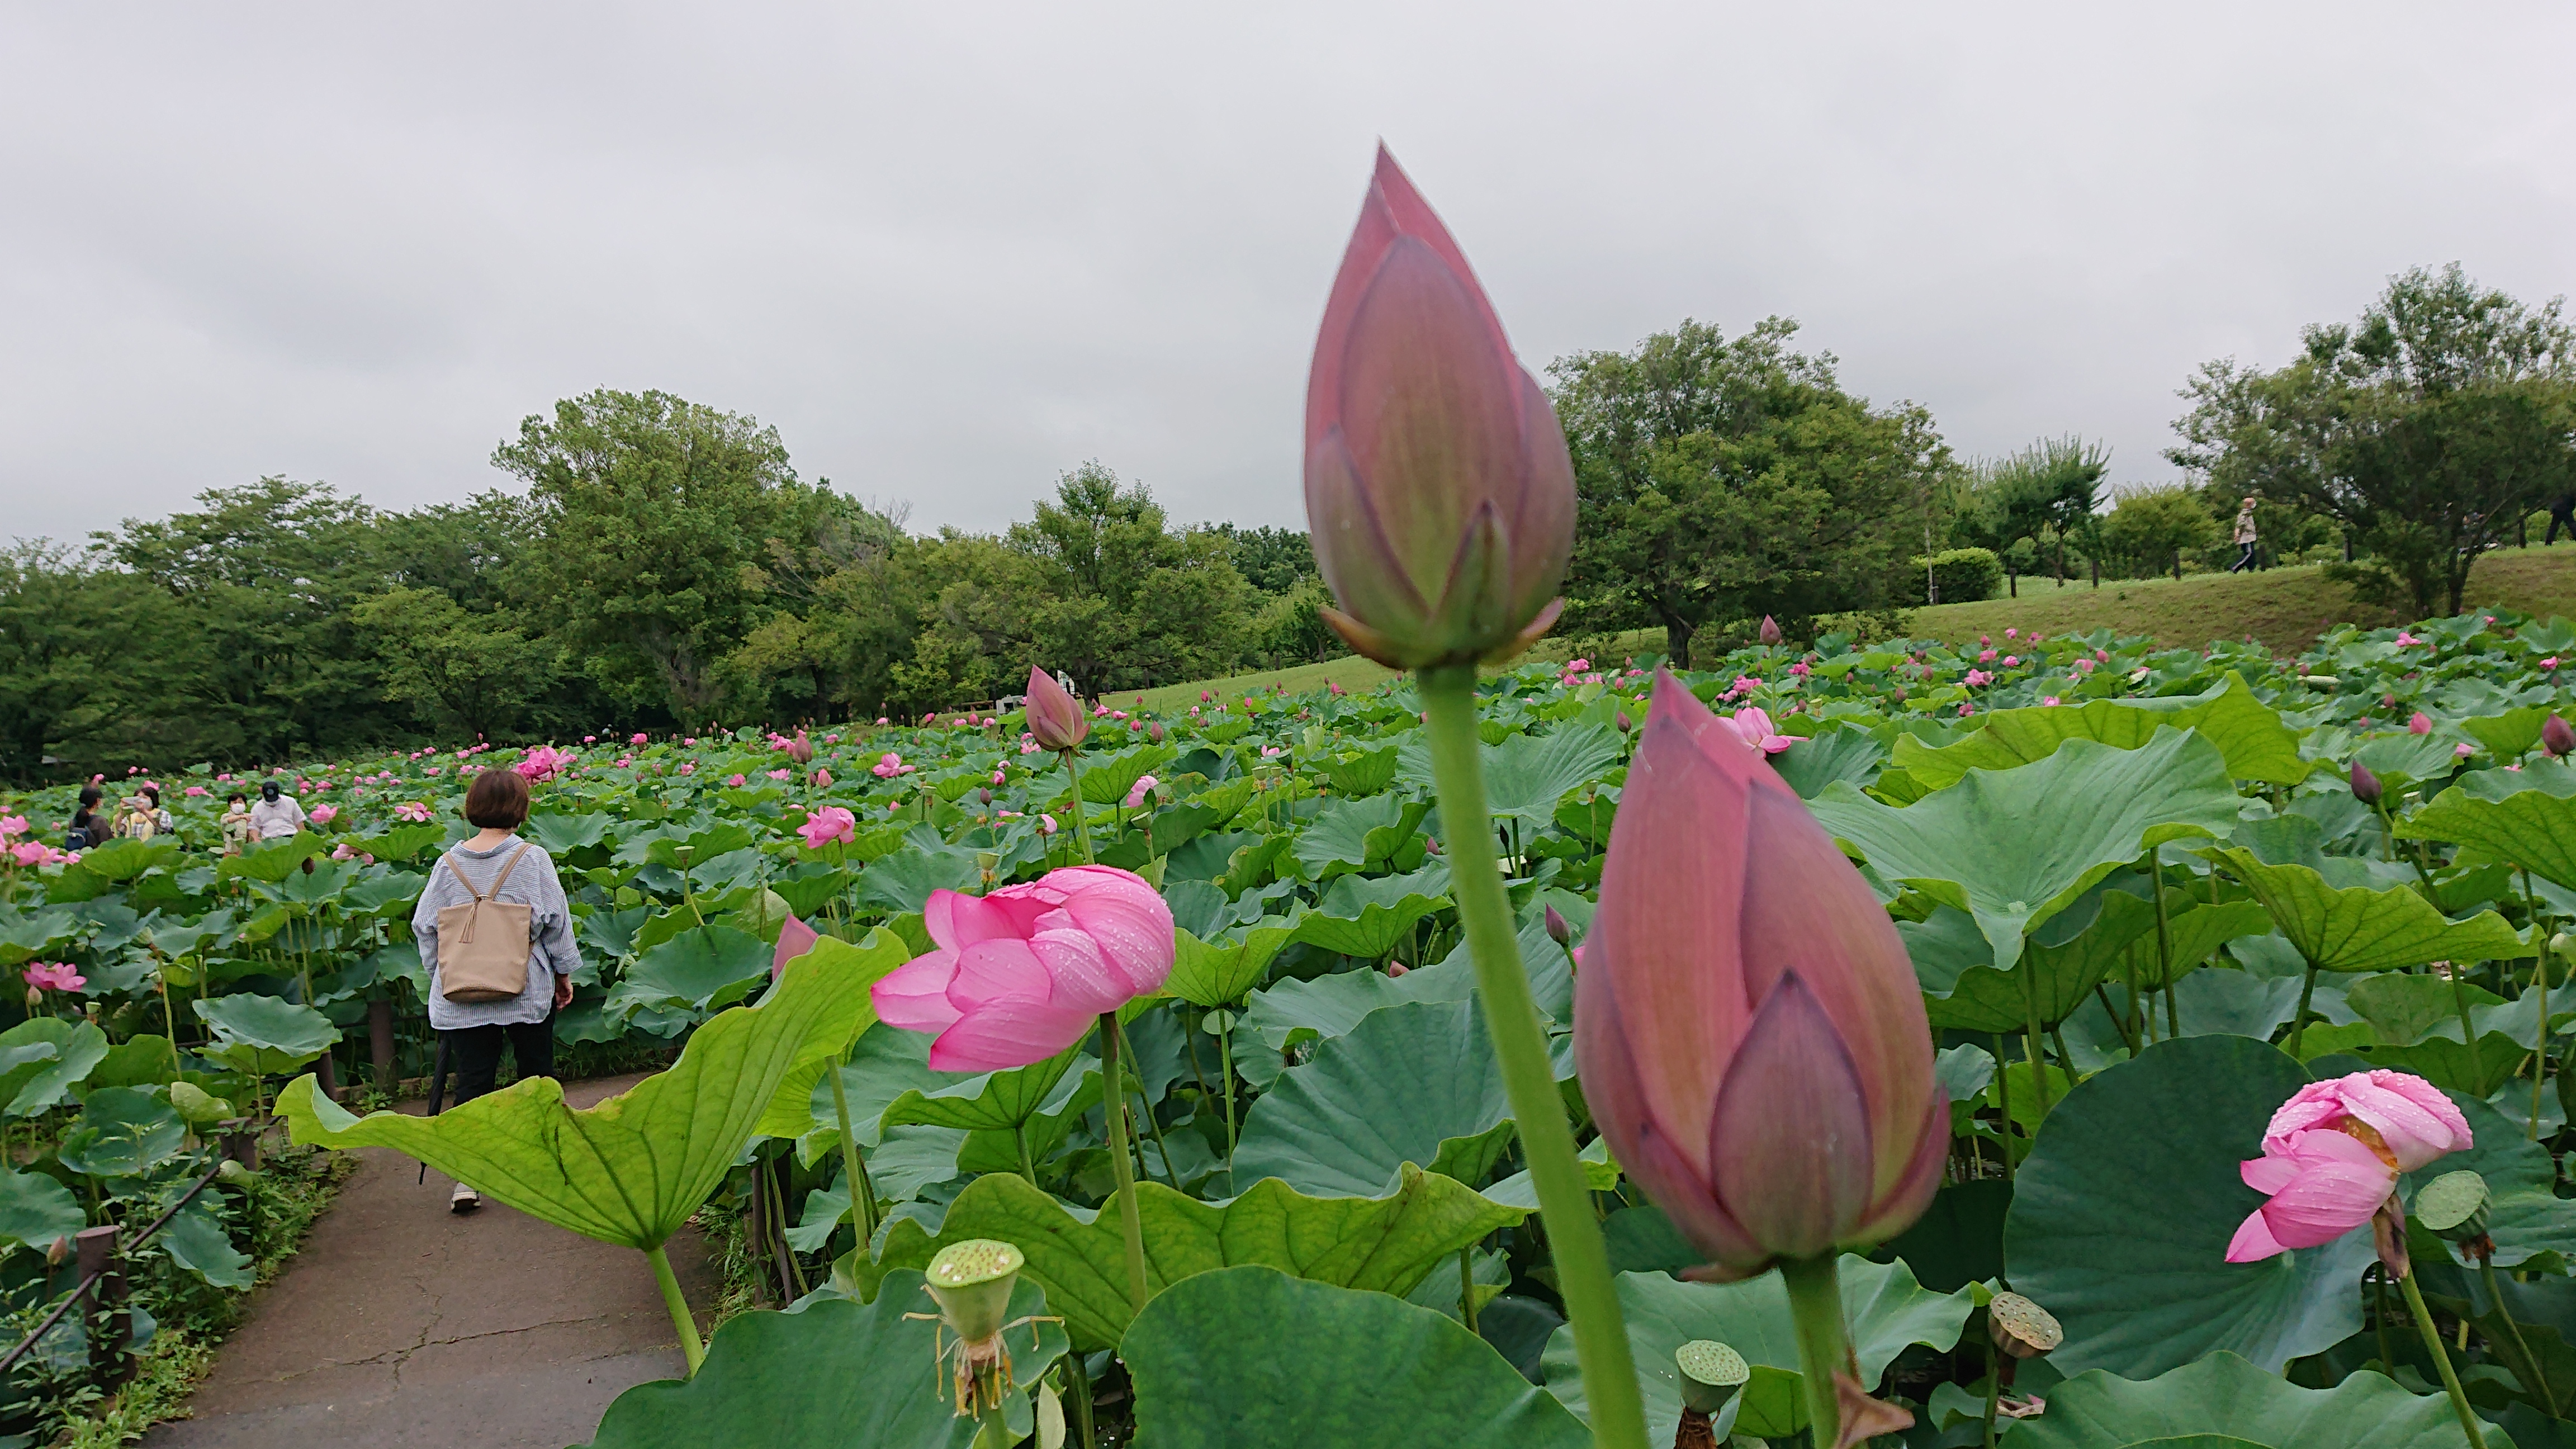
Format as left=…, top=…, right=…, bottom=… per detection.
left=450, top=1182, right=480, bottom=1213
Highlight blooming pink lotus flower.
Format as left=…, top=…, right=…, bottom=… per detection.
left=1788, top=661, right=1811, bottom=678
left=1024, top=667, right=1090, bottom=752
left=1725, top=707, right=1792, bottom=755
left=2227, top=1070, right=2470, bottom=1262
left=766, top=768, right=792, bottom=781
left=0, top=816, right=26, bottom=839
left=1964, top=670, right=1993, bottom=688
left=872, top=752, right=913, bottom=779
left=1977, top=648, right=1997, bottom=664
left=308, top=804, right=339, bottom=825
left=1576, top=671, right=1944, bottom=1276
left=2042, top=696, right=2062, bottom=707
left=394, top=801, right=433, bottom=823
left=2409, top=712, right=2433, bottom=735
left=22, top=962, right=83, bottom=993
left=1123, top=775, right=1159, bottom=809
left=1038, top=815, right=1058, bottom=837
left=872, top=865, right=1176, bottom=1071
left=1301, top=148, right=1574, bottom=669
left=799, top=806, right=858, bottom=850
left=725, top=774, right=746, bottom=788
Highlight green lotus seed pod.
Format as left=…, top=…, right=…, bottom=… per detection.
left=1674, top=1339, right=1749, bottom=1414
left=925, top=1239, right=1023, bottom=1345
left=216, top=1159, right=252, bottom=1183
left=1987, top=1292, right=2064, bottom=1359
left=2414, top=1169, right=2493, bottom=1243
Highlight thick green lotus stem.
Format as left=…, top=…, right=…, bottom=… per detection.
left=1460, top=1246, right=1480, bottom=1333
left=2525, top=869, right=2550, bottom=1140
left=1217, top=1011, right=1239, bottom=1194
left=1418, top=666, right=1648, bottom=1449
left=2453, top=968, right=2487, bottom=1089
left=1062, top=751, right=1097, bottom=864
left=2479, top=1257, right=2553, bottom=1407
left=2399, top=1265, right=2490, bottom=1449
left=1097, top=1012, right=1149, bottom=1313
left=826, top=1052, right=877, bottom=1244
left=1993, top=1032, right=2015, bottom=1181
left=2289, top=961, right=2321, bottom=1059
left=1779, top=1252, right=1849, bottom=1449
left=2021, top=964, right=2052, bottom=1123
left=2148, top=849, right=2177, bottom=1041
left=647, top=1242, right=705, bottom=1376
left=1067, top=1353, right=1097, bottom=1449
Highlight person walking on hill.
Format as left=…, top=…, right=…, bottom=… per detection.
left=248, top=780, right=307, bottom=840
left=2228, top=496, right=2260, bottom=572
left=2549, top=490, right=2576, bottom=546
left=413, top=767, right=579, bottom=1213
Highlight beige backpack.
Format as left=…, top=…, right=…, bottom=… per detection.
left=435, top=845, right=534, bottom=1003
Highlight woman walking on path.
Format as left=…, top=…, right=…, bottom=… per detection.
left=413, top=768, right=579, bottom=1212
left=2228, top=495, right=2261, bottom=572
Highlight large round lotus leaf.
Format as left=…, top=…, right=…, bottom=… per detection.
left=2400, top=1088, right=2576, bottom=1271
left=1120, top=1265, right=1587, bottom=1449
left=1538, top=1260, right=1971, bottom=1441
left=579, top=1269, right=1063, bottom=1448
left=193, top=993, right=339, bottom=1076
left=2006, top=1034, right=2371, bottom=1377
left=2014, top=1351, right=2484, bottom=1447
left=0, top=1168, right=84, bottom=1255
left=1234, top=999, right=1518, bottom=1197
left=56, top=1086, right=186, bottom=1179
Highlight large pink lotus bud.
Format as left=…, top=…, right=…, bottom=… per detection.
left=1023, top=667, right=1089, bottom=752
left=871, top=865, right=1173, bottom=1072
left=785, top=730, right=815, bottom=766
left=2546, top=714, right=2575, bottom=759
left=1575, top=670, right=1944, bottom=1275
left=1301, top=147, right=1575, bottom=669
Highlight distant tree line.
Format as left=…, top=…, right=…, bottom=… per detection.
left=10, top=264, right=2567, bottom=776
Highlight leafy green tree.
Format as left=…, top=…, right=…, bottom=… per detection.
left=1551, top=318, right=1950, bottom=664
left=1006, top=465, right=1256, bottom=695
left=2170, top=264, right=2576, bottom=615
left=2100, top=485, right=2222, bottom=581
left=0, top=546, right=181, bottom=783
left=495, top=390, right=835, bottom=722
left=1210, top=524, right=1319, bottom=595
left=348, top=588, right=561, bottom=741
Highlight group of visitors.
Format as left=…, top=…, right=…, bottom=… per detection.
left=59, top=777, right=310, bottom=852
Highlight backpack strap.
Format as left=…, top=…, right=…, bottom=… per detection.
left=443, top=843, right=531, bottom=945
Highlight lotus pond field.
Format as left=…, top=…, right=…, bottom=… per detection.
left=8, top=607, right=2576, bottom=1445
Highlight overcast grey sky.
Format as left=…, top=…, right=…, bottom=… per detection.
left=4, top=2, right=2570, bottom=545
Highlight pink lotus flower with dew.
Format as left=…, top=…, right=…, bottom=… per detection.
left=799, top=806, right=858, bottom=850
left=23, top=963, right=83, bottom=993
left=2227, top=1070, right=2470, bottom=1262
left=308, top=804, right=338, bottom=825
left=1576, top=671, right=1944, bottom=1277
left=870, top=865, right=1175, bottom=1072
left=1725, top=708, right=1792, bottom=756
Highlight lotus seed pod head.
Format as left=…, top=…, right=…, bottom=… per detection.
left=2413, top=1169, right=2493, bottom=1244
left=2547, top=714, right=2576, bottom=759
left=1986, top=1292, right=2063, bottom=1360
left=924, top=1239, right=1024, bottom=1345
left=1674, top=1339, right=1750, bottom=1414
left=1758, top=615, right=1783, bottom=647
left=1024, top=667, right=1090, bottom=752
left=1302, top=146, right=1575, bottom=669
left=2349, top=760, right=2382, bottom=806
left=1543, top=904, right=1573, bottom=947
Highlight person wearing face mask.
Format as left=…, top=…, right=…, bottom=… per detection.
left=248, top=780, right=308, bottom=840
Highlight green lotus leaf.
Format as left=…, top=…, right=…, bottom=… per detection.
left=1770, top=723, right=1887, bottom=799
left=1292, top=794, right=1431, bottom=880
left=2400, top=1088, right=2576, bottom=1271
left=0, top=1168, right=84, bottom=1256
left=579, top=1270, right=1062, bottom=1449
left=2203, top=847, right=2525, bottom=973
left=610, top=925, right=772, bottom=1015
left=56, top=1086, right=186, bottom=1178
left=1895, top=671, right=2304, bottom=788
left=1071, top=742, right=1178, bottom=804
left=1120, top=1266, right=1588, bottom=1449
left=1811, top=730, right=2244, bottom=972
left=281, top=944, right=876, bottom=1249
left=875, top=1046, right=1082, bottom=1136
left=1540, top=1258, right=1973, bottom=1441
left=0, top=908, right=79, bottom=970
left=0, top=1019, right=107, bottom=1117
left=741, top=931, right=917, bottom=1144
left=851, top=844, right=982, bottom=915
left=2007, top=1035, right=2372, bottom=1377
left=856, top=1163, right=1521, bottom=1353
left=2013, top=1351, right=2482, bottom=1447
left=1236, top=999, right=1522, bottom=1197
left=217, top=835, right=325, bottom=882
left=1292, top=866, right=1450, bottom=960
left=194, top=993, right=339, bottom=1077
left=521, top=811, right=614, bottom=856
left=1914, top=890, right=2158, bottom=1033
left=1317, top=745, right=1399, bottom=797
left=1164, top=922, right=1296, bottom=1008
left=159, top=1202, right=253, bottom=1289
left=2402, top=783, right=2576, bottom=893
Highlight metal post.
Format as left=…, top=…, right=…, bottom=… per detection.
left=75, top=1225, right=130, bottom=1385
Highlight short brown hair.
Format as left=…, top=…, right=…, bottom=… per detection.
left=463, top=768, right=531, bottom=829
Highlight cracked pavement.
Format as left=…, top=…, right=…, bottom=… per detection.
left=145, top=1073, right=719, bottom=1449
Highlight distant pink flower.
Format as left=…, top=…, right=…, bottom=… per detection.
left=767, top=768, right=792, bottom=781
left=799, top=806, right=858, bottom=849
left=1038, top=815, right=1058, bottom=836
left=331, top=841, right=357, bottom=860
left=1964, top=669, right=1993, bottom=688
left=679, top=761, right=695, bottom=775
left=22, top=962, right=83, bottom=993
left=1958, top=703, right=1974, bottom=717
left=1724, top=707, right=1792, bottom=755
left=11, top=841, right=64, bottom=868
left=1788, top=661, right=1811, bottom=678
left=182, top=785, right=207, bottom=798
left=0, top=816, right=25, bottom=839
left=873, top=752, right=911, bottom=779
left=2042, top=697, right=2062, bottom=707
left=2395, top=631, right=2421, bottom=646
left=991, top=769, right=1006, bottom=785
left=514, top=745, right=574, bottom=782
left=308, top=804, right=339, bottom=825
left=394, top=801, right=432, bottom=823
left=725, top=773, right=746, bottom=788
left=631, top=732, right=650, bottom=746
left=583, top=735, right=596, bottom=744
left=813, top=768, right=834, bottom=787
left=2001, top=656, right=2018, bottom=667
left=2004, top=628, right=2018, bottom=640
left=1977, top=648, right=1997, bottom=664
left=2546, top=657, right=2564, bottom=671
left=2408, top=713, right=2433, bottom=735
left=872, top=865, right=1175, bottom=1072
left=1730, top=675, right=1764, bottom=696
left=2455, top=742, right=2476, bottom=758
left=1123, top=775, right=1159, bottom=809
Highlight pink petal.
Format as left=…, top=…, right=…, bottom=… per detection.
left=1026, top=929, right=1131, bottom=1015
left=871, top=952, right=964, bottom=1033
left=930, top=1002, right=1096, bottom=1073
left=949, top=938, right=1058, bottom=1007
left=2241, top=1154, right=2301, bottom=1195
left=1705, top=972, right=1874, bottom=1260
left=771, top=916, right=820, bottom=982
left=2227, top=1206, right=2289, bottom=1262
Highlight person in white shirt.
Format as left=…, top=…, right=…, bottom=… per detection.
left=248, top=780, right=307, bottom=840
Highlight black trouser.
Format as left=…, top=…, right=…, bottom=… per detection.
left=446, top=1012, right=555, bottom=1105
left=2550, top=509, right=2575, bottom=544
left=2229, top=541, right=2258, bottom=572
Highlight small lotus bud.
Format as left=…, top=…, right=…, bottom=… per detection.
left=1986, top=1292, right=2062, bottom=1360
left=977, top=789, right=993, bottom=806
left=45, top=1236, right=70, bottom=1267
left=1543, top=905, right=1573, bottom=947
left=217, top=1159, right=252, bottom=1183
left=2350, top=760, right=2382, bottom=806
left=1758, top=615, right=1783, bottom=647
left=2409, top=712, right=2433, bottom=735
left=2414, top=1169, right=2494, bottom=1261
left=1024, top=667, right=1090, bottom=752
left=785, top=731, right=815, bottom=766
left=1674, top=1339, right=1749, bottom=1416
left=2546, top=715, right=2575, bottom=759
left=1615, top=709, right=1633, bottom=734
left=22, top=986, right=39, bottom=1013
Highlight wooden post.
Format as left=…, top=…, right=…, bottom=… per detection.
left=223, top=1125, right=259, bottom=1174
left=368, top=998, right=396, bottom=1090
left=316, top=1050, right=340, bottom=1102
left=75, top=1225, right=130, bottom=1385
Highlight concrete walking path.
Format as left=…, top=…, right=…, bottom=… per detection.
left=144, top=1073, right=718, bottom=1449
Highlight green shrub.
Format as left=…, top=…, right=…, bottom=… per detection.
left=1907, top=548, right=2002, bottom=605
